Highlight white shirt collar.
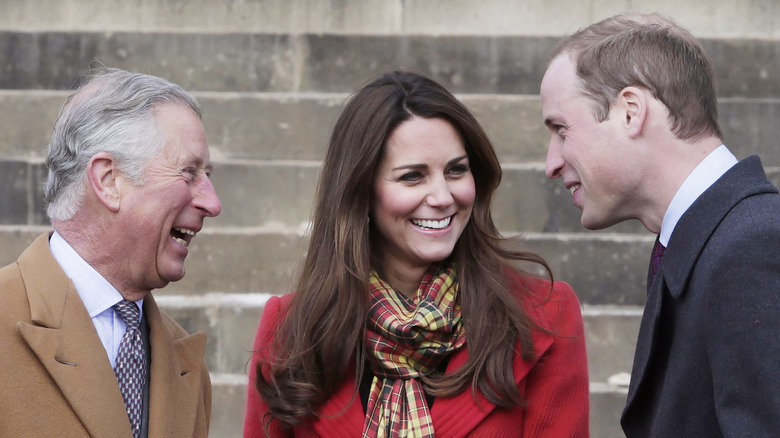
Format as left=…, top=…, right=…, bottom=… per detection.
left=49, top=231, right=143, bottom=318
left=659, top=145, right=738, bottom=246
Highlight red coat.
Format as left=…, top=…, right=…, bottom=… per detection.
left=244, top=273, right=589, bottom=437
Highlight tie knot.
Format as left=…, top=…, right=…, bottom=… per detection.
left=114, top=300, right=140, bottom=330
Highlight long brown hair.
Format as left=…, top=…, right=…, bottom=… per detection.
left=256, top=70, right=552, bottom=429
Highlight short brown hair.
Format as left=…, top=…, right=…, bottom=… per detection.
left=550, top=13, right=722, bottom=140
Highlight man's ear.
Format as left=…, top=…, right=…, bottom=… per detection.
left=617, top=86, right=648, bottom=139
left=86, top=152, right=122, bottom=212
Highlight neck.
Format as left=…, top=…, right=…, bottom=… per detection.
left=54, top=218, right=150, bottom=302
left=376, top=263, right=429, bottom=299
left=640, top=136, right=722, bottom=233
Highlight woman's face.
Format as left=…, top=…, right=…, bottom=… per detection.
left=371, top=116, right=475, bottom=285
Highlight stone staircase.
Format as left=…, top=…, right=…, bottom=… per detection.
left=2, top=1, right=779, bottom=437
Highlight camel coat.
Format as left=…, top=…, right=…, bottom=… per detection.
left=0, top=233, right=211, bottom=437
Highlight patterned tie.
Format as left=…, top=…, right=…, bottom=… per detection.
left=113, top=300, right=146, bottom=438
left=651, top=237, right=666, bottom=280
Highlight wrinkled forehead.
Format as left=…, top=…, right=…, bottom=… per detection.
left=154, top=103, right=211, bottom=163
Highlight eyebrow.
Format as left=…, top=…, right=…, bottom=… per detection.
left=544, top=115, right=564, bottom=129
left=184, top=153, right=214, bottom=174
left=392, top=154, right=469, bottom=171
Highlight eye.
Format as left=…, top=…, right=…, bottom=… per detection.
left=448, top=163, right=470, bottom=175
left=181, top=167, right=197, bottom=182
left=399, top=171, right=423, bottom=182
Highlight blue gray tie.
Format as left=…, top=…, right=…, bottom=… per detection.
left=113, top=300, right=146, bottom=438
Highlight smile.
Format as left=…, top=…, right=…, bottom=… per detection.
left=171, top=227, right=196, bottom=247
left=569, top=184, right=581, bottom=195
left=411, top=216, right=452, bottom=230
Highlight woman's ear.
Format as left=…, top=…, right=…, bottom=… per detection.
left=86, top=152, right=122, bottom=212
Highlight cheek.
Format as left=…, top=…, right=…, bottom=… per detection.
left=454, top=177, right=476, bottom=210
left=372, top=186, right=420, bottom=220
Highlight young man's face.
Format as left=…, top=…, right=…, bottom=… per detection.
left=541, top=54, right=646, bottom=230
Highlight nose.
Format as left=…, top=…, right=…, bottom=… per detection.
left=194, top=176, right=222, bottom=217
left=545, top=138, right=564, bottom=179
left=426, top=177, right=454, bottom=208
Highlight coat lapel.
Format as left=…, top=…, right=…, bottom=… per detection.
left=623, top=270, right=665, bottom=413
left=17, top=233, right=132, bottom=438
left=432, top=312, right=555, bottom=437
left=310, top=364, right=366, bottom=436
left=144, top=294, right=209, bottom=438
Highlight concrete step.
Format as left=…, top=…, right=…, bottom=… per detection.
left=1, top=32, right=780, bottom=98
left=0, top=227, right=654, bottom=305
left=3, top=91, right=780, bottom=166
left=1, top=0, right=777, bottom=41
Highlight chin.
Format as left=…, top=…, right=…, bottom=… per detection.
left=159, top=267, right=186, bottom=284
left=421, top=250, right=456, bottom=265
left=580, top=214, right=619, bottom=231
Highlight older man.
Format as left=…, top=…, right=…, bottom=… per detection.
left=0, top=68, right=221, bottom=437
left=541, top=13, right=780, bottom=437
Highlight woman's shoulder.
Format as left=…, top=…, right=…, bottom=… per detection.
left=253, top=293, right=296, bottom=348
left=263, top=292, right=296, bottom=318
left=504, top=269, right=582, bottom=333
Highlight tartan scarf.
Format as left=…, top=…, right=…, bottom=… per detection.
left=362, top=264, right=466, bottom=438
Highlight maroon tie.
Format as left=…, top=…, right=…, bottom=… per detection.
left=651, top=238, right=666, bottom=279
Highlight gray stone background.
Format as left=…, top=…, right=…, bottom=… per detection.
left=1, top=1, right=778, bottom=436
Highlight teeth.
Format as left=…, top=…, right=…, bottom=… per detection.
left=412, top=217, right=452, bottom=230
left=570, top=184, right=581, bottom=195
left=174, top=227, right=196, bottom=236
left=172, top=227, right=196, bottom=247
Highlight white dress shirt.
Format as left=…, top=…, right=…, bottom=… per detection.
left=659, top=145, right=739, bottom=246
left=49, top=231, right=144, bottom=368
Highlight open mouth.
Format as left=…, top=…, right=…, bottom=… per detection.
left=569, top=184, right=581, bottom=195
left=411, top=216, right=453, bottom=230
left=171, top=227, right=196, bottom=247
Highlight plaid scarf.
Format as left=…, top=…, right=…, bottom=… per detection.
left=362, top=264, right=466, bottom=438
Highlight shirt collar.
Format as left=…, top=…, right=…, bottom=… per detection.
left=659, top=145, right=738, bottom=246
left=49, top=231, right=143, bottom=318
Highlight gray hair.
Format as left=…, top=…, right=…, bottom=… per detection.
left=44, top=67, right=202, bottom=221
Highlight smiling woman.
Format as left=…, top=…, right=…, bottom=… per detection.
left=371, top=116, right=475, bottom=297
left=244, top=70, right=590, bottom=438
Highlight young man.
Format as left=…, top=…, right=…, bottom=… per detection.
left=541, top=13, right=780, bottom=437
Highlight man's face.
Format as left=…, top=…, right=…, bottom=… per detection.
left=116, top=103, right=221, bottom=297
left=541, top=54, right=644, bottom=230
